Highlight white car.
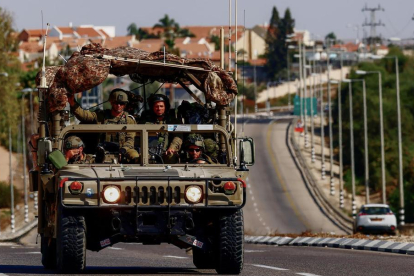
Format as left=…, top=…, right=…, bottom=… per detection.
left=354, top=204, right=397, bottom=235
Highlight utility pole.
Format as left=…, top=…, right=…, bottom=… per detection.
left=362, top=4, right=385, bottom=50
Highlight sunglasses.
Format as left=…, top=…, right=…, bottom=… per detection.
left=188, top=148, right=201, bottom=152
left=114, top=102, right=126, bottom=106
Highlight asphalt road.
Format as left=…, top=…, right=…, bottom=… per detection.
left=1, top=236, right=413, bottom=276
left=242, top=118, right=344, bottom=235
left=2, top=117, right=411, bottom=275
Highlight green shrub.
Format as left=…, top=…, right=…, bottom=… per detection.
left=0, top=181, right=21, bottom=208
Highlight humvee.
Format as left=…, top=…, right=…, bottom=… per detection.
left=29, top=42, right=254, bottom=274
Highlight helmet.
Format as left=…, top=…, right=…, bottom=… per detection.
left=109, top=88, right=129, bottom=103
left=148, top=93, right=170, bottom=111
left=64, top=136, right=84, bottom=150
left=185, top=134, right=205, bottom=150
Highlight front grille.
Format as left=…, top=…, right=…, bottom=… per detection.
left=125, top=185, right=182, bottom=205
left=123, top=169, right=179, bottom=177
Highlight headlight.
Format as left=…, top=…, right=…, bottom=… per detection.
left=103, top=185, right=121, bottom=203
left=185, top=185, right=203, bottom=204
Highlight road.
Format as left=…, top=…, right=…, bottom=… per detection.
left=242, top=118, right=344, bottom=235
left=2, top=117, right=412, bottom=275
left=1, top=234, right=413, bottom=276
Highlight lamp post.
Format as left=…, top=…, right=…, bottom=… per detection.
left=287, top=45, right=296, bottom=108
left=9, top=127, right=15, bottom=233
left=343, top=79, right=366, bottom=216
left=329, top=79, right=344, bottom=208
left=303, top=47, right=309, bottom=148
left=373, top=55, right=404, bottom=225
left=356, top=70, right=385, bottom=204
left=320, top=75, right=326, bottom=179
left=326, top=40, right=335, bottom=196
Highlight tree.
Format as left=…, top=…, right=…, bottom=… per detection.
left=0, top=7, right=21, bottom=148
left=264, top=7, right=282, bottom=80
left=325, top=32, right=337, bottom=45
left=265, top=6, right=295, bottom=80
left=127, top=23, right=156, bottom=40
left=154, top=14, right=180, bottom=49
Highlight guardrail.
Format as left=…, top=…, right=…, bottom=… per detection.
left=287, top=117, right=353, bottom=234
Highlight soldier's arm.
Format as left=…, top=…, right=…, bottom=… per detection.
left=69, top=100, right=99, bottom=123
left=121, top=117, right=136, bottom=150
left=168, top=135, right=183, bottom=151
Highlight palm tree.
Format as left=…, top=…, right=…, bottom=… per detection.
left=153, top=14, right=179, bottom=42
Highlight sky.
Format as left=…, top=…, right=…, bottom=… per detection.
left=2, top=0, right=414, bottom=41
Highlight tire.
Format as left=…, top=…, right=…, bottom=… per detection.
left=56, top=212, right=87, bottom=272
left=215, top=209, right=244, bottom=275
left=193, top=248, right=215, bottom=269
left=41, top=234, right=56, bottom=269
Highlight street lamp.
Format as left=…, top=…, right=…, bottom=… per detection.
left=372, top=55, right=404, bottom=225
left=329, top=80, right=343, bottom=207
left=356, top=70, right=386, bottom=204
left=343, top=78, right=366, bottom=218
left=287, top=45, right=296, bottom=108
left=294, top=53, right=304, bottom=124
left=21, top=88, right=36, bottom=134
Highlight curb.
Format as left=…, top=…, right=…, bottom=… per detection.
left=245, top=235, right=414, bottom=255
left=0, top=219, right=37, bottom=242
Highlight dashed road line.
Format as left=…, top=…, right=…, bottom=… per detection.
left=296, top=273, right=321, bottom=276
left=163, top=255, right=189, bottom=259
left=251, top=264, right=289, bottom=271
left=107, top=247, right=123, bottom=250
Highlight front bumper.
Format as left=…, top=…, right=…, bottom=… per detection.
left=59, top=176, right=246, bottom=210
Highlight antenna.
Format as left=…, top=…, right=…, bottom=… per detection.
left=234, top=0, right=238, bottom=81
left=40, top=23, right=50, bottom=88
left=228, top=0, right=232, bottom=71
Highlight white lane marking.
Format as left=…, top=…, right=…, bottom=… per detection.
left=253, top=202, right=257, bottom=207
left=252, top=264, right=289, bottom=271
left=245, top=250, right=266, bottom=253
left=296, top=273, right=321, bottom=276
left=163, top=255, right=189, bottom=259
left=107, top=247, right=123, bottom=250
left=21, top=252, right=41, bottom=254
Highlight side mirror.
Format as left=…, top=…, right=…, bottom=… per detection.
left=238, top=137, right=255, bottom=167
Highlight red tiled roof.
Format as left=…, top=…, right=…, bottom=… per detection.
left=332, top=42, right=361, bottom=52
left=103, top=36, right=136, bottom=49
left=98, top=29, right=110, bottom=38
left=177, top=43, right=210, bottom=58
left=19, top=41, right=43, bottom=53
left=26, top=29, right=44, bottom=36
left=57, top=27, right=74, bottom=35
left=76, top=27, right=101, bottom=38
left=134, top=39, right=164, bottom=52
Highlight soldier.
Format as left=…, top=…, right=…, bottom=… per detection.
left=138, top=93, right=182, bottom=161
left=64, top=136, right=94, bottom=164
left=68, top=88, right=139, bottom=163
left=183, top=134, right=217, bottom=164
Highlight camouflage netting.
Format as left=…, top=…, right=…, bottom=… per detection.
left=36, top=43, right=237, bottom=112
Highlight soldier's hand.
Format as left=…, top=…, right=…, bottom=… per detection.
left=165, top=148, right=176, bottom=156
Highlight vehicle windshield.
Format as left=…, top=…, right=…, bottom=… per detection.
left=360, top=207, right=391, bottom=215
left=60, top=127, right=229, bottom=166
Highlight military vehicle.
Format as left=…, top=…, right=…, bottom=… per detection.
left=30, top=31, right=254, bottom=274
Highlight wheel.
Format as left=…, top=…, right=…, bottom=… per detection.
left=215, top=209, right=244, bottom=274
left=41, top=234, right=56, bottom=269
left=193, top=248, right=215, bottom=269
left=56, top=210, right=87, bottom=272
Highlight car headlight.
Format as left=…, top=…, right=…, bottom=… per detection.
left=185, top=185, right=203, bottom=204
left=103, top=185, right=121, bottom=203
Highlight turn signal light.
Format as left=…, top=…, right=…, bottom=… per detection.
left=69, top=181, right=83, bottom=195
left=223, top=181, right=236, bottom=195
left=358, top=213, right=367, bottom=216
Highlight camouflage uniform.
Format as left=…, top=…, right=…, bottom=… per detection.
left=64, top=135, right=95, bottom=164
left=70, top=90, right=139, bottom=161
left=183, top=134, right=218, bottom=164
left=138, top=94, right=182, bottom=154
